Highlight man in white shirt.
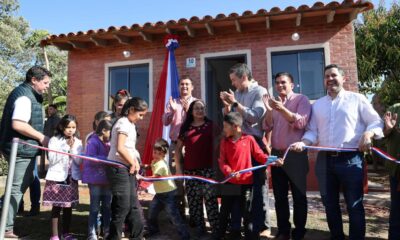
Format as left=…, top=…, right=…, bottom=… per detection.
left=292, top=64, right=383, bottom=240
left=0, top=66, right=52, bottom=238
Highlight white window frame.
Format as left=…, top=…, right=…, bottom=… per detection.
left=104, top=59, right=153, bottom=111
left=266, top=43, right=330, bottom=96
left=200, top=49, right=251, bottom=101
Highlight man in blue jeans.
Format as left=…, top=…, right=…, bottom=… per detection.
left=0, top=66, right=51, bottom=238
left=292, top=64, right=383, bottom=240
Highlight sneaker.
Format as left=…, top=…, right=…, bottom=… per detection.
left=62, top=233, right=77, bottom=240
left=4, top=230, right=19, bottom=239
left=50, top=236, right=60, bottom=240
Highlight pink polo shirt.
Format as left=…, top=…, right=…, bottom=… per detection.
left=162, top=96, right=197, bottom=141
left=264, top=92, right=311, bottom=150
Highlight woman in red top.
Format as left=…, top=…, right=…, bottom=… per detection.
left=175, top=99, right=219, bottom=236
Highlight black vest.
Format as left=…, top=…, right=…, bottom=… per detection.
left=0, top=82, right=44, bottom=157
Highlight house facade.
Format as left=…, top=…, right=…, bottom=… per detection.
left=41, top=0, right=373, bottom=190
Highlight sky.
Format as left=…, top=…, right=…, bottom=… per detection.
left=18, top=0, right=392, bottom=35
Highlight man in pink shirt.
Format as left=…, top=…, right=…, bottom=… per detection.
left=162, top=75, right=196, bottom=218
left=263, top=72, right=311, bottom=240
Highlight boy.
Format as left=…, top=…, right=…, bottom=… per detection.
left=216, top=112, right=269, bottom=240
left=146, top=138, right=190, bottom=240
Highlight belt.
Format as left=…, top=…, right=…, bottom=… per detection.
left=171, top=140, right=178, bottom=144
left=325, top=151, right=360, bottom=157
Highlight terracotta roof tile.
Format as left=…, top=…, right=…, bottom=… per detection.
left=41, top=0, right=374, bottom=48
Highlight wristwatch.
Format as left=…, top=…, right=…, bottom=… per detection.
left=231, top=101, right=238, bottom=110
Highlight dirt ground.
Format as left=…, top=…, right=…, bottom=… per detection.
left=0, top=183, right=390, bottom=240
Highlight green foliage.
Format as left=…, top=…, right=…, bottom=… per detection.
left=355, top=1, right=400, bottom=107
left=0, top=0, right=68, bottom=118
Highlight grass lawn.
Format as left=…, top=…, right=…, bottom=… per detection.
left=0, top=185, right=390, bottom=240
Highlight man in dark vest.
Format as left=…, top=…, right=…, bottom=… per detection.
left=0, top=66, right=52, bottom=238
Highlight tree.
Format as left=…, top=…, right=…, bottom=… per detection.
left=355, top=1, right=400, bottom=107
left=0, top=0, right=68, bottom=117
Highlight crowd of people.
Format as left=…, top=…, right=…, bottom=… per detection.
left=0, top=63, right=398, bottom=240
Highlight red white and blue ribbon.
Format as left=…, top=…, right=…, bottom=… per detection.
left=281, top=144, right=400, bottom=164
left=15, top=139, right=399, bottom=186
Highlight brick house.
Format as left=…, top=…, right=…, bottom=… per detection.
left=40, top=0, right=373, bottom=190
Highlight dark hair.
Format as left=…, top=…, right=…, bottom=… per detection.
left=55, top=114, right=79, bottom=137
left=153, top=138, right=169, bottom=154
left=25, top=66, right=52, bottom=83
left=229, top=63, right=253, bottom=80
left=120, top=97, right=148, bottom=117
left=92, top=111, right=111, bottom=131
left=179, top=99, right=210, bottom=137
left=95, top=119, right=112, bottom=135
left=274, top=72, right=294, bottom=83
left=223, top=112, right=243, bottom=127
left=179, top=75, right=193, bottom=83
left=48, top=104, right=57, bottom=110
left=111, top=89, right=131, bottom=113
left=324, top=64, right=345, bottom=76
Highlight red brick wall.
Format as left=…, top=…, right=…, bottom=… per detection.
left=67, top=15, right=358, bottom=190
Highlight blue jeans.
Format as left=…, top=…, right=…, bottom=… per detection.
left=88, top=184, right=112, bottom=239
left=5, top=156, right=36, bottom=230
left=148, top=190, right=190, bottom=240
left=389, top=176, right=400, bottom=240
left=29, top=160, right=41, bottom=209
left=318, top=152, right=365, bottom=240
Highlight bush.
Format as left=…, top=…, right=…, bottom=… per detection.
left=0, top=154, right=8, bottom=176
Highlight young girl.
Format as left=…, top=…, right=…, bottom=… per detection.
left=175, top=99, right=219, bottom=236
left=82, top=120, right=112, bottom=240
left=106, top=97, right=147, bottom=240
left=43, top=115, right=83, bottom=240
left=84, top=111, right=111, bottom=148
left=110, top=89, right=131, bottom=124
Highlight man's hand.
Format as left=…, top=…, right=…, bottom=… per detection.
left=40, top=136, right=50, bottom=147
left=220, top=90, right=236, bottom=105
left=269, top=96, right=284, bottom=111
left=359, top=131, right=374, bottom=152
left=169, top=96, right=178, bottom=112
left=384, top=111, right=398, bottom=130
left=181, top=98, right=190, bottom=112
left=291, top=141, right=306, bottom=152
left=262, top=94, right=273, bottom=112
left=274, top=158, right=285, bottom=167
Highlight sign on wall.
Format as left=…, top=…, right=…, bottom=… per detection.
left=186, top=57, right=196, bottom=68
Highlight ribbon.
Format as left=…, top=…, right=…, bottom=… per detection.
left=281, top=144, right=400, bottom=164
left=16, top=139, right=277, bottom=184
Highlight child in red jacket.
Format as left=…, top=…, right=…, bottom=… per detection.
left=216, top=112, right=268, bottom=240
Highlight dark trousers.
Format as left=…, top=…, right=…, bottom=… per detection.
left=389, top=176, right=400, bottom=240
left=271, top=150, right=308, bottom=239
left=148, top=189, right=190, bottom=240
left=217, top=184, right=257, bottom=239
left=106, top=166, right=143, bottom=240
left=318, top=152, right=365, bottom=240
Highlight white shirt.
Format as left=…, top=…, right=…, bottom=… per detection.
left=302, top=90, right=383, bottom=148
left=46, top=136, right=83, bottom=181
left=12, top=96, right=31, bottom=122
left=108, top=117, right=140, bottom=166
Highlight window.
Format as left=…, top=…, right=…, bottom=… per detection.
left=271, top=48, right=325, bottom=100
left=108, top=63, right=150, bottom=109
